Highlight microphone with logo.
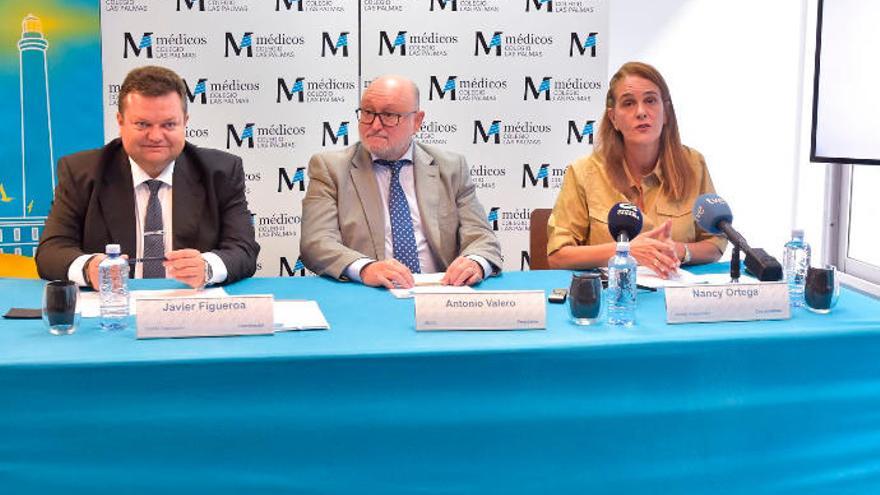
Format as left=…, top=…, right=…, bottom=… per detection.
left=692, top=193, right=783, bottom=282
left=607, top=202, right=644, bottom=242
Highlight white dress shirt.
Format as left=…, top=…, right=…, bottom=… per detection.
left=67, top=159, right=228, bottom=286
left=130, top=158, right=175, bottom=279
left=344, top=142, right=491, bottom=281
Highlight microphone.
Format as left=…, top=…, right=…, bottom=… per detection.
left=607, top=202, right=643, bottom=242
left=692, top=194, right=783, bottom=281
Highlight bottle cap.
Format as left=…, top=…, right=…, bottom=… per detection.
left=105, top=244, right=121, bottom=255
left=616, top=241, right=630, bottom=251
left=791, top=228, right=804, bottom=239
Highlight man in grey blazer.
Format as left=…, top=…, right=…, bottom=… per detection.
left=300, top=75, right=501, bottom=289
left=37, top=66, right=258, bottom=289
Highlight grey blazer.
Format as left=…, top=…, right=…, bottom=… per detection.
left=300, top=142, right=502, bottom=279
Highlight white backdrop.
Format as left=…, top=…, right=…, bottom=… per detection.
left=100, top=0, right=608, bottom=277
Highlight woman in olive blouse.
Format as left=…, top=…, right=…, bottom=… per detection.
left=547, top=62, right=726, bottom=278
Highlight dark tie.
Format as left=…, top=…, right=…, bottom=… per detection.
left=375, top=159, right=420, bottom=274
left=142, top=179, right=165, bottom=278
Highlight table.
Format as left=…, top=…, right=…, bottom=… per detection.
left=2, top=267, right=880, bottom=494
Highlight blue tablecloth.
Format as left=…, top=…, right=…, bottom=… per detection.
left=2, top=267, right=880, bottom=494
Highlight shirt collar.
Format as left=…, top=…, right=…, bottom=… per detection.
left=129, top=158, right=175, bottom=189
left=370, top=142, right=415, bottom=165
left=622, top=157, right=663, bottom=190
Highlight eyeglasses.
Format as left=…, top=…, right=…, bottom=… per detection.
left=356, top=108, right=417, bottom=127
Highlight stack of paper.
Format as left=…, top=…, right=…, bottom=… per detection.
left=274, top=300, right=330, bottom=331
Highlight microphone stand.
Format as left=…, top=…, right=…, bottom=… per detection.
left=730, top=246, right=741, bottom=283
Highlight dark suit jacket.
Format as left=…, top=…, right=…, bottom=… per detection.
left=300, top=142, right=502, bottom=279
left=36, top=139, right=259, bottom=284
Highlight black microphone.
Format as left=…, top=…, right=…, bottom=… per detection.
left=692, top=194, right=783, bottom=281
left=607, top=202, right=643, bottom=242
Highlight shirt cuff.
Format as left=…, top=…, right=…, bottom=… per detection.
left=344, top=258, right=375, bottom=283
left=465, top=255, right=493, bottom=278
left=202, top=252, right=228, bottom=285
left=68, top=254, right=96, bottom=287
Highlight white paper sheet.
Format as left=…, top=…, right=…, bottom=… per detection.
left=412, top=272, right=445, bottom=286
left=390, top=284, right=476, bottom=299
left=387, top=273, right=476, bottom=298
left=636, top=266, right=758, bottom=288
left=79, top=287, right=229, bottom=318
left=274, top=300, right=330, bottom=331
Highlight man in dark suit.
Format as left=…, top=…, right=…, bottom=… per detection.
left=300, top=75, right=501, bottom=289
left=37, top=66, right=258, bottom=289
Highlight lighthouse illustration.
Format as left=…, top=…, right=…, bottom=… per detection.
left=0, top=14, right=56, bottom=255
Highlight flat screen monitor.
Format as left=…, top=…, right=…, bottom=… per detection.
left=811, top=0, right=880, bottom=165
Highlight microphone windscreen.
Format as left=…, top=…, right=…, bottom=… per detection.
left=607, top=202, right=643, bottom=241
left=692, top=193, right=733, bottom=235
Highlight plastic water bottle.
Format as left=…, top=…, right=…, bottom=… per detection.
left=99, top=244, right=130, bottom=330
left=607, top=241, right=637, bottom=326
left=783, top=229, right=811, bottom=308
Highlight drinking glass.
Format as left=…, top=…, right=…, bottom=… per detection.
left=805, top=265, right=840, bottom=314
left=569, top=272, right=603, bottom=325
left=42, top=280, right=80, bottom=335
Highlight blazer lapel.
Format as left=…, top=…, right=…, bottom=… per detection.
left=98, top=147, right=137, bottom=257
left=412, top=144, right=442, bottom=258
left=349, top=145, right=386, bottom=258
left=171, top=151, right=205, bottom=250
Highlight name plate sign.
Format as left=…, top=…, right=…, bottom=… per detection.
left=664, top=282, right=790, bottom=324
left=136, top=295, right=275, bottom=339
left=415, top=290, right=545, bottom=331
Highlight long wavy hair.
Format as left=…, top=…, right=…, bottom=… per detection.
left=596, top=62, right=693, bottom=202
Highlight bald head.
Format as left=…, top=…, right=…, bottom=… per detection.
left=363, top=75, right=420, bottom=110
left=358, top=75, right=425, bottom=161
